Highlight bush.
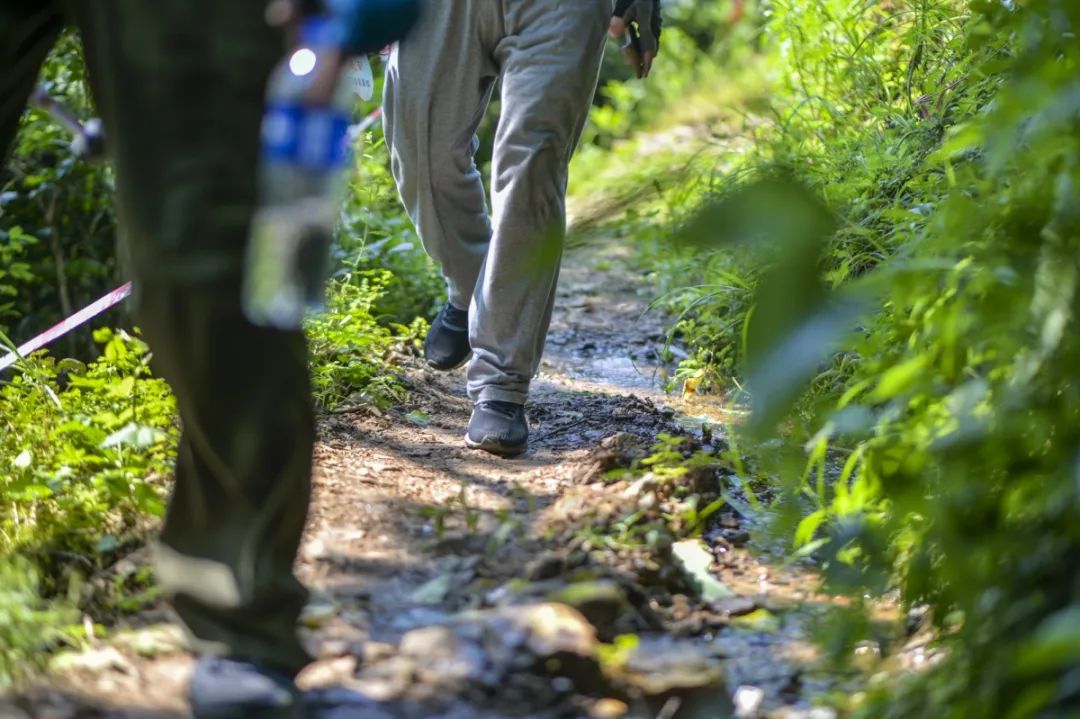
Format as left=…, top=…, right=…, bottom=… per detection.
left=0, top=33, right=119, bottom=356
left=0, top=329, right=176, bottom=568
left=591, top=1, right=1078, bottom=716
left=661, top=2, right=1080, bottom=716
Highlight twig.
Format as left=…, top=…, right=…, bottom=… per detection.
left=535, top=418, right=589, bottom=443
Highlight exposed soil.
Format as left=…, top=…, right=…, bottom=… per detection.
left=2, top=236, right=933, bottom=719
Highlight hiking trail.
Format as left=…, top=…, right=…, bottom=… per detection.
left=5, top=228, right=931, bottom=719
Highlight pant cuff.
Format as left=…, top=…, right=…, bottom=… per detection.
left=472, top=385, right=529, bottom=405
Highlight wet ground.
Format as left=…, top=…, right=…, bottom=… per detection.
left=1, top=235, right=933, bottom=719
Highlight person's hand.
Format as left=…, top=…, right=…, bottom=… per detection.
left=610, top=0, right=662, bottom=79
left=266, top=0, right=420, bottom=56
left=265, top=0, right=419, bottom=102
left=323, top=0, right=420, bottom=56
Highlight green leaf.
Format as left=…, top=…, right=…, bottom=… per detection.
left=731, top=608, right=781, bottom=633
left=405, top=409, right=431, bottom=427
left=795, top=510, right=826, bottom=548
left=747, top=297, right=866, bottom=435
left=869, top=356, right=929, bottom=403
left=1013, top=607, right=1080, bottom=675
left=101, top=423, right=166, bottom=450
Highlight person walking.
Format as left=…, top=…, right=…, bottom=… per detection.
left=0, top=1, right=416, bottom=716
left=383, top=0, right=662, bottom=458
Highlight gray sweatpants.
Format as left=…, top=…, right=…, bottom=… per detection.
left=383, top=0, right=610, bottom=405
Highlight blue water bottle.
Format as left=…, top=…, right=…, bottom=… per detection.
left=243, top=16, right=359, bottom=330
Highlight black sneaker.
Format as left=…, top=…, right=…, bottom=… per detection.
left=466, top=400, right=529, bottom=457
left=425, top=303, right=471, bottom=370
left=189, top=656, right=303, bottom=719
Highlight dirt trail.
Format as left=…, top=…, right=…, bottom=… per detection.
left=4, top=235, right=894, bottom=719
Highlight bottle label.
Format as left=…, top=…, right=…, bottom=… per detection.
left=262, top=102, right=351, bottom=171
left=353, top=56, right=375, bottom=102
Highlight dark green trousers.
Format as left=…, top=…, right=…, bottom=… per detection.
left=1, top=0, right=315, bottom=674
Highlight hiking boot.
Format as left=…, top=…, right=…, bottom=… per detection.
left=466, top=400, right=528, bottom=457
left=425, top=302, right=471, bottom=370
left=189, top=656, right=303, bottom=719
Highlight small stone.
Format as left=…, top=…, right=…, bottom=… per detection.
left=399, top=625, right=486, bottom=686
left=551, top=676, right=575, bottom=693
left=352, top=656, right=415, bottom=702
left=671, top=539, right=735, bottom=602
left=712, top=596, right=759, bottom=617
left=590, top=698, right=630, bottom=718
left=297, top=655, right=358, bottom=689
left=300, top=600, right=338, bottom=629
left=361, top=641, right=397, bottom=664
left=399, top=625, right=457, bottom=658
left=852, top=640, right=882, bottom=672
left=617, top=636, right=728, bottom=699
left=316, top=639, right=352, bottom=659
left=733, top=685, right=766, bottom=717
left=516, top=603, right=597, bottom=658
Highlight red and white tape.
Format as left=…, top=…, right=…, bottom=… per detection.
left=0, top=282, right=132, bottom=373
left=0, top=107, right=385, bottom=375
left=348, top=106, right=383, bottom=142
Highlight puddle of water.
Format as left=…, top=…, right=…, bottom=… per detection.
left=547, top=354, right=664, bottom=393
left=543, top=350, right=748, bottom=435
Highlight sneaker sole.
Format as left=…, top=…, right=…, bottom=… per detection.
left=464, top=434, right=528, bottom=458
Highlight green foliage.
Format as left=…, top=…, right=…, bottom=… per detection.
left=580, top=434, right=743, bottom=550
left=610, top=1, right=1080, bottom=717
left=585, top=0, right=754, bottom=148
left=337, top=96, right=443, bottom=326
left=0, top=33, right=118, bottom=354
left=305, top=268, right=417, bottom=409
left=774, top=4, right=1080, bottom=716
left=0, top=558, right=79, bottom=688
left=575, top=0, right=1079, bottom=716
left=309, top=111, right=441, bottom=409
left=0, top=329, right=176, bottom=563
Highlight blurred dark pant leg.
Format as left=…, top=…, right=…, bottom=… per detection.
left=0, top=0, right=63, bottom=162
left=74, top=0, right=315, bottom=674
left=137, top=284, right=315, bottom=675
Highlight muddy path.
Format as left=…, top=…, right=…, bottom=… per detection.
left=3, top=233, right=916, bottom=719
